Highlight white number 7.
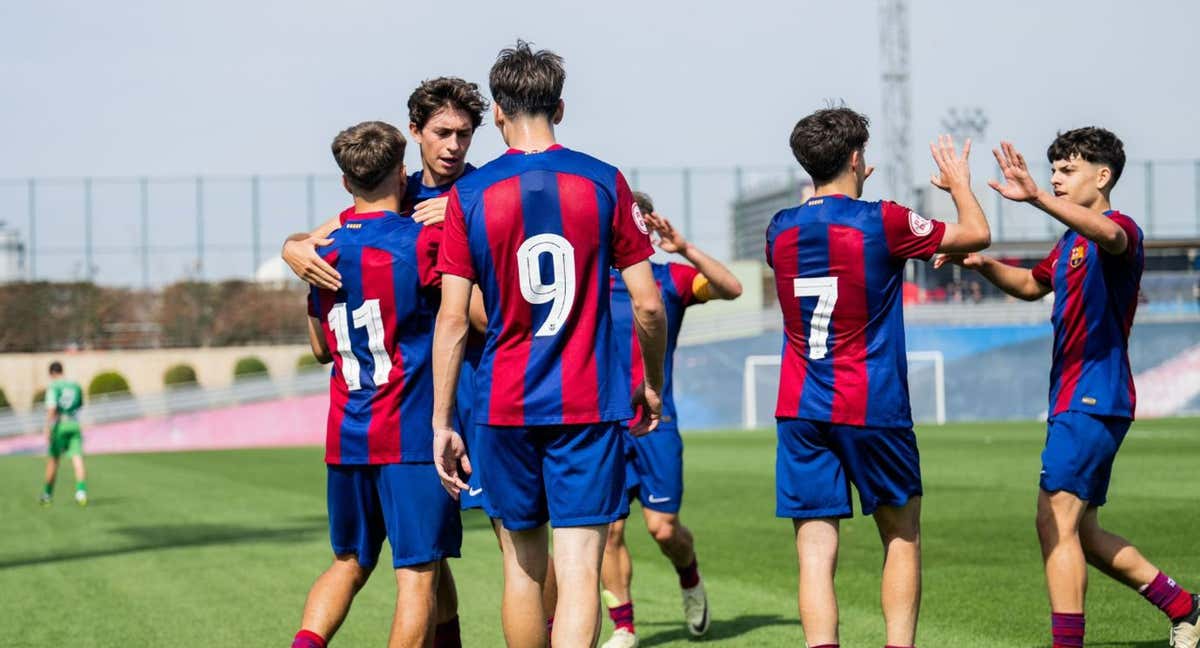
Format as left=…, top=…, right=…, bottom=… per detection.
left=517, top=233, right=576, bottom=337
left=793, top=276, right=838, bottom=360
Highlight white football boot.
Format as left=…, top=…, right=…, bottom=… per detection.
left=1170, top=594, right=1200, bottom=648
left=682, top=580, right=711, bottom=636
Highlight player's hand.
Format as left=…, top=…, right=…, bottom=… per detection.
left=412, top=197, right=448, bottom=225
left=933, top=252, right=986, bottom=270
left=629, top=381, right=663, bottom=437
left=645, top=212, right=688, bottom=254
left=432, top=426, right=471, bottom=499
left=282, top=236, right=340, bottom=290
left=929, top=135, right=972, bottom=193
left=988, top=141, right=1040, bottom=202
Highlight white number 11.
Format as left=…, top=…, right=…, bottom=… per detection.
left=793, top=276, right=838, bottom=360
left=328, top=299, right=392, bottom=391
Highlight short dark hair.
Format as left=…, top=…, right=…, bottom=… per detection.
left=489, top=40, right=566, bottom=119
left=49, top=361, right=63, bottom=375
left=331, top=121, right=406, bottom=192
left=408, top=77, right=490, bottom=131
left=789, top=108, right=871, bottom=184
left=1047, top=127, right=1126, bottom=188
left=632, top=191, right=654, bottom=215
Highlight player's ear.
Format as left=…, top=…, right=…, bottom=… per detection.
left=409, top=122, right=421, bottom=141
left=552, top=100, right=564, bottom=125
left=341, top=176, right=352, bottom=196
left=1095, top=166, right=1112, bottom=192
left=493, top=104, right=505, bottom=130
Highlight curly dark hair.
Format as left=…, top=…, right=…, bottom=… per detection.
left=489, top=40, right=566, bottom=119
left=789, top=108, right=870, bottom=184
left=407, top=77, right=489, bottom=131
left=632, top=191, right=654, bottom=215
left=1046, top=127, right=1126, bottom=188
left=330, top=121, right=406, bottom=192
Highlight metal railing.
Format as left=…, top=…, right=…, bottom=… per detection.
left=0, top=369, right=329, bottom=438
left=2, top=159, right=1198, bottom=287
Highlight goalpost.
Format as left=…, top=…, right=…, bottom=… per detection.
left=742, top=351, right=946, bottom=429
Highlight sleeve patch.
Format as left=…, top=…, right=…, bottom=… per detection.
left=909, top=210, right=934, bottom=237
left=631, top=202, right=649, bottom=235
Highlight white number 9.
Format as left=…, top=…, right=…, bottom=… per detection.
left=517, top=233, right=576, bottom=337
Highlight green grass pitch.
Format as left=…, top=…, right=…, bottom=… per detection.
left=2, top=418, right=1196, bottom=647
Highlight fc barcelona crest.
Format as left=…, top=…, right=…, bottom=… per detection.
left=1069, top=244, right=1086, bottom=268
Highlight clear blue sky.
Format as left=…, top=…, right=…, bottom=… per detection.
left=3, top=0, right=1197, bottom=176
left=1, top=0, right=1196, bottom=283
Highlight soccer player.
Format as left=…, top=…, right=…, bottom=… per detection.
left=934, top=130, right=1200, bottom=648
left=599, top=192, right=743, bottom=648
left=432, top=41, right=668, bottom=648
left=766, top=108, right=991, bottom=648
left=292, top=121, right=461, bottom=648
left=39, top=361, right=87, bottom=506
left=282, top=77, right=489, bottom=647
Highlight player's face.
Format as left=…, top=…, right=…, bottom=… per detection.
left=412, top=106, right=475, bottom=181
left=1049, top=156, right=1110, bottom=207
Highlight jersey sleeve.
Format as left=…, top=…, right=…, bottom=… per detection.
left=1031, top=242, right=1060, bottom=287
left=44, top=386, right=57, bottom=410
left=611, top=171, right=655, bottom=269
left=307, top=285, right=320, bottom=318
left=437, top=187, right=476, bottom=281
left=416, top=223, right=444, bottom=289
left=1105, top=213, right=1142, bottom=262
left=881, top=200, right=947, bottom=261
left=667, top=262, right=704, bottom=306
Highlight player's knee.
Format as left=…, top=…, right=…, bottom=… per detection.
left=332, top=555, right=371, bottom=587
left=647, top=517, right=680, bottom=545
left=1034, top=507, right=1074, bottom=545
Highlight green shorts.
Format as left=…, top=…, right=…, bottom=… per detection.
left=49, top=424, right=83, bottom=459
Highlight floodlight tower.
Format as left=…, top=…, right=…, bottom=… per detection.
left=879, top=0, right=912, bottom=208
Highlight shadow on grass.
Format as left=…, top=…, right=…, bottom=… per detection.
left=636, top=614, right=796, bottom=646
left=0, top=518, right=326, bottom=570
left=1085, top=642, right=1165, bottom=647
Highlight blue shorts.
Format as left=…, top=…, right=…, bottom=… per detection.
left=477, top=422, right=625, bottom=531
left=622, top=425, right=684, bottom=514
left=1040, top=411, right=1130, bottom=506
left=776, top=419, right=922, bottom=519
left=327, top=463, right=462, bottom=569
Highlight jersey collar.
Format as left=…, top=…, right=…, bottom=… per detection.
left=505, top=144, right=565, bottom=155
left=338, top=207, right=398, bottom=226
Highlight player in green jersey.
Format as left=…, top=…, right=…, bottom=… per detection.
left=40, top=361, right=87, bottom=506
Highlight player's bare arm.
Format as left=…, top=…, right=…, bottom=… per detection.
left=934, top=252, right=1051, bottom=301
left=928, top=135, right=991, bottom=253
left=467, top=287, right=487, bottom=334
left=620, top=260, right=667, bottom=436
left=645, top=212, right=743, bottom=301
left=306, top=316, right=332, bottom=363
left=431, top=274, right=473, bottom=497
left=43, top=403, right=56, bottom=438
left=990, top=141, right=1128, bottom=255
left=282, top=215, right=342, bottom=290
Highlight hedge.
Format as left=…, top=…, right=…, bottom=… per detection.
left=234, top=356, right=269, bottom=379
left=163, top=363, right=199, bottom=388
left=88, top=371, right=131, bottom=397
left=0, top=387, right=9, bottom=410
left=296, top=353, right=323, bottom=370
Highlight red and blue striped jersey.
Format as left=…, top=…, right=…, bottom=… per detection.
left=766, top=195, right=946, bottom=428
left=401, top=164, right=477, bottom=211
left=609, top=262, right=702, bottom=428
left=308, top=208, right=444, bottom=464
left=1031, top=210, right=1143, bottom=419
left=439, top=145, right=655, bottom=426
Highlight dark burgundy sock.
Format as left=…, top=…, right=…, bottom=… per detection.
left=1051, top=612, right=1085, bottom=648
left=608, top=601, right=635, bottom=633
left=676, top=557, right=700, bottom=589
left=291, top=629, right=326, bottom=648
left=1141, top=571, right=1195, bottom=621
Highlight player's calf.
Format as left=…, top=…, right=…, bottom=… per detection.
left=390, top=561, right=439, bottom=648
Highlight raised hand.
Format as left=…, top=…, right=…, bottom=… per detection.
left=432, top=426, right=471, bottom=499
left=282, top=236, right=340, bottom=290
left=932, top=252, right=986, bottom=270
left=412, top=196, right=449, bottom=225
left=929, top=134, right=972, bottom=193
left=988, top=141, right=1040, bottom=202
left=645, top=212, right=688, bottom=254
